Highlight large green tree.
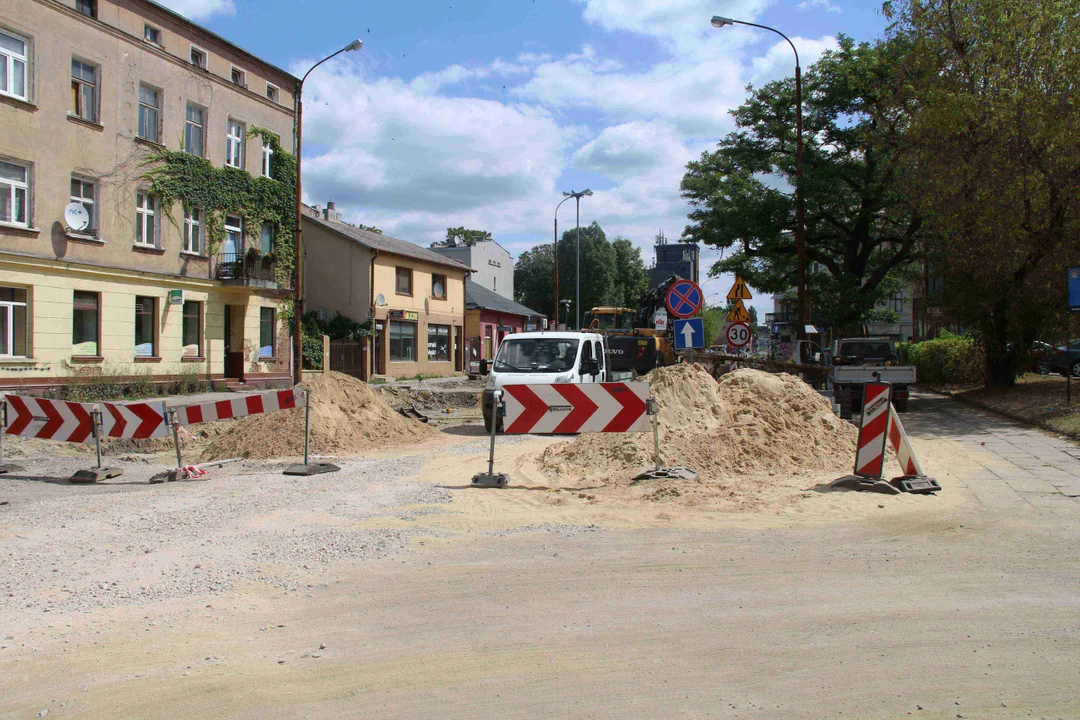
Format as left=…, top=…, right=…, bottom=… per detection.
left=514, top=244, right=556, bottom=320
left=680, top=36, right=928, bottom=335
left=885, top=0, right=1080, bottom=386
left=610, top=237, right=649, bottom=308
left=446, top=227, right=492, bottom=246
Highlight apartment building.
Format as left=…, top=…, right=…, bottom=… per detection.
left=0, top=0, right=298, bottom=391
left=430, top=236, right=514, bottom=300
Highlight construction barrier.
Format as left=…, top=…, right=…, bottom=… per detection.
left=4, top=395, right=96, bottom=443
left=171, top=388, right=304, bottom=426
left=853, top=381, right=892, bottom=479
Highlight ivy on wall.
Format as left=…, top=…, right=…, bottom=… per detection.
left=140, top=128, right=297, bottom=313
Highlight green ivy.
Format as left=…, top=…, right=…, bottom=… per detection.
left=140, top=128, right=297, bottom=315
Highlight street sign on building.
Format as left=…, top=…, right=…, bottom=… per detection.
left=674, top=318, right=704, bottom=350
left=665, top=280, right=703, bottom=319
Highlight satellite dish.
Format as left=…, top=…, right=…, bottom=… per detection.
left=64, top=203, right=90, bottom=232
left=375, top=293, right=386, bottom=307
left=424, top=298, right=430, bottom=314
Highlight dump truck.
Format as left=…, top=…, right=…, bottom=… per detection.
left=827, top=337, right=916, bottom=417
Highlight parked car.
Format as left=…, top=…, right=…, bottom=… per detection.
left=1046, top=340, right=1080, bottom=377
left=1028, top=340, right=1055, bottom=374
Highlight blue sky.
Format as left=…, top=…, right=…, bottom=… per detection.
left=162, top=0, right=888, bottom=315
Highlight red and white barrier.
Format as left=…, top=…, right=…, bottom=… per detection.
left=101, top=400, right=169, bottom=439
left=4, top=395, right=95, bottom=443
left=502, top=382, right=650, bottom=434
left=172, top=388, right=304, bottom=427
left=887, top=404, right=923, bottom=478
left=853, top=382, right=892, bottom=478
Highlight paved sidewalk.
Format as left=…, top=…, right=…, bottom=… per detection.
left=907, top=393, right=1080, bottom=509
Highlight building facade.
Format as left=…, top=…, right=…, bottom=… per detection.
left=647, top=232, right=699, bottom=289
left=302, top=203, right=471, bottom=379
left=429, top=237, right=513, bottom=300
left=0, top=0, right=298, bottom=391
left=464, top=280, right=545, bottom=368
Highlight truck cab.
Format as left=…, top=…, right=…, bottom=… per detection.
left=829, top=337, right=916, bottom=416
left=481, top=331, right=609, bottom=432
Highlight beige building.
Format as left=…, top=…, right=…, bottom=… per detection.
left=0, top=0, right=298, bottom=391
left=303, top=203, right=471, bottom=379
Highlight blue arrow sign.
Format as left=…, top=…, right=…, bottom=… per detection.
left=1069, top=266, right=1080, bottom=309
left=674, top=318, right=704, bottom=350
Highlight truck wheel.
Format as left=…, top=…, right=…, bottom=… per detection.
left=894, top=399, right=909, bottom=413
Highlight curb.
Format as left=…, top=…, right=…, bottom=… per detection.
left=923, top=387, right=1080, bottom=442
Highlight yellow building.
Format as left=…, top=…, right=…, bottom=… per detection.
left=0, top=0, right=298, bottom=392
left=302, top=203, right=471, bottom=379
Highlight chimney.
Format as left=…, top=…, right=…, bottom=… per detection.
left=323, top=200, right=342, bottom=223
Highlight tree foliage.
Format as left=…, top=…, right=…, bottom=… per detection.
left=446, top=226, right=492, bottom=246
left=611, top=237, right=649, bottom=308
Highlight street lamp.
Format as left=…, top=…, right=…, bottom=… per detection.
left=711, top=16, right=807, bottom=343
left=562, top=189, right=592, bottom=329
left=553, top=194, right=574, bottom=329
left=292, top=39, right=364, bottom=384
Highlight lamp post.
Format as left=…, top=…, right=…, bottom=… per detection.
left=711, top=16, right=806, bottom=343
left=292, top=39, right=364, bottom=385
left=553, top=194, right=574, bottom=329
left=562, top=189, right=592, bottom=329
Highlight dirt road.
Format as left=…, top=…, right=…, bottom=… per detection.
left=2, top=395, right=1079, bottom=719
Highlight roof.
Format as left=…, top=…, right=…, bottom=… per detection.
left=466, top=282, right=546, bottom=319
left=304, top=215, right=473, bottom=272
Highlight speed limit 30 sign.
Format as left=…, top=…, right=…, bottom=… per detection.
left=726, top=322, right=752, bottom=348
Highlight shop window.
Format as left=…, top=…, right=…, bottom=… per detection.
left=0, top=286, right=28, bottom=357
left=389, top=321, right=416, bottom=362
left=182, top=300, right=202, bottom=357
left=259, top=307, right=275, bottom=358
left=72, top=291, right=99, bottom=356
left=427, top=324, right=450, bottom=361
left=395, top=267, right=412, bottom=296
left=134, top=295, right=156, bottom=357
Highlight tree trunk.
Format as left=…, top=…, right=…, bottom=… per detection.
left=983, top=302, right=1014, bottom=388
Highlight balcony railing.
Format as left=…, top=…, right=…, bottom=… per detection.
left=214, top=252, right=283, bottom=288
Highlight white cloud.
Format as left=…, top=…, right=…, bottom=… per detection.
left=798, top=0, right=843, bottom=13
left=750, top=36, right=837, bottom=82
left=573, top=121, right=692, bottom=181
left=576, top=0, right=772, bottom=50
left=155, top=0, right=235, bottom=21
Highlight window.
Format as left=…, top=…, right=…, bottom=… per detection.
left=259, top=223, right=274, bottom=254
left=0, top=160, right=29, bottom=227
left=182, top=301, right=201, bottom=356
left=76, top=0, right=96, bottom=18
left=71, top=59, right=97, bottom=123
left=389, top=321, right=416, bottom=362
left=395, top=267, right=412, bottom=295
left=143, top=25, right=161, bottom=45
left=223, top=214, right=242, bottom=258
left=138, top=84, right=160, bottom=143
left=431, top=274, right=447, bottom=300
left=0, top=31, right=28, bottom=101
left=225, top=120, right=243, bottom=168
left=190, top=45, right=207, bottom=70
left=135, top=192, right=156, bottom=246
left=183, top=207, right=202, bottom=254
left=890, top=292, right=904, bottom=313
left=230, top=67, right=245, bottom=86
left=259, top=307, right=275, bottom=358
left=72, top=291, right=98, bottom=356
left=185, top=104, right=205, bottom=156
left=0, top=287, right=28, bottom=358
left=70, top=177, right=95, bottom=233
left=134, top=296, right=156, bottom=357
left=261, top=141, right=273, bottom=178
left=265, top=83, right=279, bottom=102
left=427, top=324, right=450, bottom=362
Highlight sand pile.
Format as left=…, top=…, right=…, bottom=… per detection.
left=539, top=364, right=857, bottom=485
left=200, top=371, right=439, bottom=461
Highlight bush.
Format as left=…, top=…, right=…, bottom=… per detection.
left=903, top=333, right=984, bottom=384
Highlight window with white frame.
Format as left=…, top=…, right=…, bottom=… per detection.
left=190, top=45, right=206, bottom=70
left=0, top=30, right=28, bottom=101
left=223, top=214, right=242, bottom=259
left=0, top=160, right=29, bottom=227
left=183, top=207, right=202, bottom=254
left=0, top=286, right=28, bottom=358
left=259, top=223, right=274, bottom=254
left=185, top=103, right=205, bottom=156
left=230, top=67, right=245, bottom=86
left=265, top=83, right=278, bottom=103
left=70, top=59, right=97, bottom=123
left=138, top=84, right=160, bottom=143
left=70, top=176, right=95, bottom=233
left=225, top=120, right=243, bottom=168
left=261, top=141, right=273, bottom=178
left=135, top=192, right=156, bottom=246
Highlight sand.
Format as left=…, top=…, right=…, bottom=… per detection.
left=199, top=371, right=439, bottom=460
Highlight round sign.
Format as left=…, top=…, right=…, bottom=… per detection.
left=665, top=279, right=704, bottom=319
left=64, top=203, right=90, bottom=232
left=726, top=322, right=752, bottom=348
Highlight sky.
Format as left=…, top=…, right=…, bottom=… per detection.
left=161, top=0, right=889, bottom=316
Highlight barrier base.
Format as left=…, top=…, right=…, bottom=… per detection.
left=633, top=466, right=698, bottom=482
left=831, top=475, right=902, bottom=495
left=283, top=463, right=341, bottom=476
left=471, top=472, right=507, bottom=488
left=70, top=467, right=122, bottom=484
left=892, top=475, right=941, bottom=494
left=149, top=469, right=210, bottom=484
left=0, top=463, right=26, bottom=475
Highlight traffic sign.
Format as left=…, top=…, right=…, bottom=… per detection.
left=725, top=322, right=752, bottom=348
left=501, top=382, right=650, bottom=434
left=727, top=276, right=753, bottom=301
left=653, top=307, right=668, bottom=331
left=665, top=280, right=703, bottom=319
left=674, top=318, right=704, bottom=350
left=726, top=300, right=751, bottom=324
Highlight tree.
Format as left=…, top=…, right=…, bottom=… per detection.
left=446, top=226, right=492, bottom=246
left=557, top=222, right=615, bottom=327
left=885, top=0, right=1080, bottom=386
left=680, top=36, right=928, bottom=336
left=514, top=244, right=556, bottom=320
left=611, top=238, right=649, bottom=308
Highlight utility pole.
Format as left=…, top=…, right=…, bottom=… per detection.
left=562, top=189, right=592, bottom=329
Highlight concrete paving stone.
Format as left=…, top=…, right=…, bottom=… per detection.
left=1005, top=478, right=1061, bottom=494
left=1018, top=492, right=1080, bottom=509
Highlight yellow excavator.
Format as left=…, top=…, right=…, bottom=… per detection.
left=585, top=288, right=680, bottom=376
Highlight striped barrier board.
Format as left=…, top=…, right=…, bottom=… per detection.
left=853, top=382, right=892, bottom=478
left=887, top=403, right=923, bottom=478
left=101, top=400, right=168, bottom=439
left=4, top=395, right=95, bottom=443
left=172, top=388, right=305, bottom=427
left=501, top=382, right=650, bottom=434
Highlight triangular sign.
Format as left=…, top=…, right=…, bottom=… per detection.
left=726, top=277, right=753, bottom=301
left=726, top=300, right=751, bottom=323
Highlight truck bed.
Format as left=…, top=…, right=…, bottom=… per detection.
left=831, top=365, right=917, bottom=385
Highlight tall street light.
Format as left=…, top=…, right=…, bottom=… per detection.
left=562, top=189, right=592, bottom=329
left=292, top=39, right=364, bottom=385
left=712, top=16, right=807, bottom=343
left=553, top=194, right=574, bottom=328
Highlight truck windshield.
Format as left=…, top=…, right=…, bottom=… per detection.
left=841, top=341, right=893, bottom=362
left=493, top=338, right=580, bottom=373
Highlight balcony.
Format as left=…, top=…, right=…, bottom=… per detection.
left=214, top=252, right=285, bottom=289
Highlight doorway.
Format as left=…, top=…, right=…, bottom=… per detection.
left=223, top=304, right=245, bottom=381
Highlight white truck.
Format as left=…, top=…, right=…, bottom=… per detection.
left=828, top=338, right=916, bottom=417
left=480, top=331, right=619, bottom=432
